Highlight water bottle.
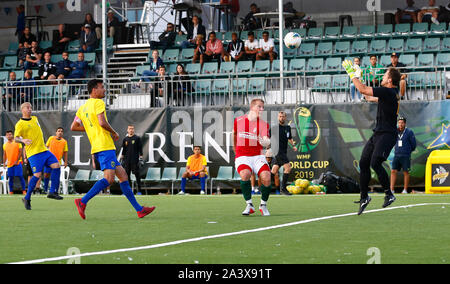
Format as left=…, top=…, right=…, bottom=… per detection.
left=217, top=186, right=221, bottom=195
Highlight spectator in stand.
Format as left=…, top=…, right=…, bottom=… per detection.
left=67, top=52, right=88, bottom=79
left=24, top=41, right=43, bottom=70
left=140, top=50, right=164, bottom=83
left=224, top=32, right=245, bottom=62
left=17, top=43, right=30, bottom=69
left=150, top=23, right=177, bottom=51
left=52, top=24, right=72, bottom=55
left=395, top=0, right=420, bottom=24
left=173, top=64, right=191, bottom=106
left=192, top=35, right=206, bottom=65
left=150, top=65, right=172, bottom=107
left=107, top=10, right=121, bottom=39
left=387, top=53, right=408, bottom=98
left=417, top=0, right=440, bottom=24
left=363, top=55, right=384, bottom=87
left=204, top=32, right=224, bottom=64
left=38, top=52, right=57, bottom=81
left=242, top=3, right=262, bottom=31
left=20, top=70, right=36, bottom=105
left=19, top=27, right=37, bottom=48
left=2, top=72, right=20, bottom=111
left=55, top=51, right=73, bottom=80
left=350, top=57, right=362, bottom=102
left=181, top=15, right=206, bottom=49
left=438, top=2, right=450, bottom=23
left=80, top=24, right=97, bottom=53
left=257, top=31, right=277, bottom=63
left=83, top=13, right=101, bottom=40
left=16, top=5, right=25, bottom=42
left=244, top=31, right=259, bottom=61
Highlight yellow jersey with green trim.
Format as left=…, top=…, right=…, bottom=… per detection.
left=76, top=98, right=116, bottom=154
left=14, top=116, right=48, bottom=158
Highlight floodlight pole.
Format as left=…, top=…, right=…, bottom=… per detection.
left=278, top=0, right=285, bottom=104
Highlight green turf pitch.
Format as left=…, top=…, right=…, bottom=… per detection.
left=1, top=194, right=450, bottom=264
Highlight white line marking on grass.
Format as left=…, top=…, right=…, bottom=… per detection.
left=8, top=203, right=450, bottom=264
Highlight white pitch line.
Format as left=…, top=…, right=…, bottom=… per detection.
left=7, top=203, right=450, bottom=264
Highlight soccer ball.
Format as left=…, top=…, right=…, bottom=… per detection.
left=284, top=32, right=302, bottom=49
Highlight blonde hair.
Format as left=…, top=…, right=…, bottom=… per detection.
left=20, top=102, right=31, bottom=110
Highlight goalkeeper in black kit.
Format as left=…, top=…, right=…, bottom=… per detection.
left=342, top=60, right=401, bottom=215
left=120, top=125, right=144, bottom=194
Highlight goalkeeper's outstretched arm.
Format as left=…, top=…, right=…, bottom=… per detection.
left=352, top=77, right=374, bottom=97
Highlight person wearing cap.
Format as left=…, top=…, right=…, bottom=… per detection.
left=387, top=53, right=408, bottom=98
left=79, top=24, right=97, bottom=53
left=390, top=117, right=416, bottom=194
left=107, top=10, right=120, bottom=39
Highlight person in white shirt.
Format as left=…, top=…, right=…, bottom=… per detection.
left=417, top=0, right=440, bottom=24
left=244, top=31, right=259, bottom=61
left=256, top=31, right=277, bottom=63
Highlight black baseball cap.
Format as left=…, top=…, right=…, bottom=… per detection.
left=391, top=52, right=399, bottom=58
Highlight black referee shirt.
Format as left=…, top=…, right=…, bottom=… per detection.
left=121, top=135, right=143, bottom=164
left=276, top=124, right=292, bottom=155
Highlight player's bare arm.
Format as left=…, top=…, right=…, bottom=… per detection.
left=70, top=116, right=85, bottom=132
left=15, top=136, right=31, bottom=145
left=97, top=112, right=119, bottom=141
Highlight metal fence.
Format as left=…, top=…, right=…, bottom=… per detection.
left=1, top=68, right=447, bottom=113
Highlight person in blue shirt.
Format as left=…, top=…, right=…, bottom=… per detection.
left=140, top=50, right=164, bottom=83
left=390, top=116, right=416, bottom=194
left=67, top=52, right=88, bottom=79
left=55, top=51, right=73, bottom=80
left=20, top=70, right=36, bottom=105
left=2, top=72, right=20, bottom=111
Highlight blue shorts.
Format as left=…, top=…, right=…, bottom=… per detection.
left=94, top=150, right=120, bottom=171
left=7, top=164, right=24, bottom=177
left=28, top=151, right=59, bottom=175
left=392, top=156, right=411, bottom=172
left=190, top=174, right=208, bottom=180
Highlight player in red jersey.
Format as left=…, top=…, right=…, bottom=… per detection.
left=233, top=98, right=272, bottom=216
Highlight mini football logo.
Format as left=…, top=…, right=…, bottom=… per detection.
left=433, top=166, right=449, bottom=184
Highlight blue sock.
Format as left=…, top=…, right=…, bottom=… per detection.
left=181, top=177, right=187, bottom=192
left=19, top=176, right=26, bottom=190
left=9, top=178, right=14, bottom=192
left=49, top=168, right=61, bottom=194
left=120, top=181, right=143, bottom=212
left=25, top=176, right=40, bottom=201
left=81, top=178, right=110, bottom=205
left=200, top=177, right=206, bottom=191
left=43, top=177, right=50, bottom=192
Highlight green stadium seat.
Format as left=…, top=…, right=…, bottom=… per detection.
left=404, top=38, right=422, bottom=54
left=369, top=39, right=386, bottom=55
left=429, top=22, right=446, bottom=36
left=394, top=23, right=410, bottom=37
left=233, top=169, right=240, bottom=180
left=399, top=54, right=415, bottom=68
left=212, top=79, right=230, bottom=95
left=83, top=52, right=96, bottom=67
left=223, top=31, right=234, bottom=43
left=7, top=42, right=19, bottom=55
left=135, top=64, right=149, bottom=77
left=283, top=47, right=298, bottom=59
left=290, top=28, right=307, bottom=39
left=436, top=53, right=450, bottom=66
left=298, top=42, right=315, bottom=57
left=332, top=74, right=349, bottom=91
left=236, top=60, right=253, bottom=74
left=167, top=63, right=177, bottom=75
left=359, top=25, right=375, bottom=38
left=174, top=34, right=187, bottom=47
left=185, top=63, right=201, bottom=76
left=215, top=32, right=224, bottom=41
left=179, top=48, right=195, bottom=63
left=411, top=23, right=428, bottom=37
left=376, top=24, right=393, bottom=38
left=417, top=53, right=434, bottom=70
left=351, top=40, right=368, bottom=55
left=239, top=31, right=248, bottom=40
left=334, top=41, right=350, bottom=56
left=425, top=72, right=446, bottom=88
left=232, top=78, right=247, bottom=94
left=271, top=59, right=288, bottom=72
left=273, top=29, right=290, bottom=42
left=341, top=26, right=358, bottom=39
left=423, top=37, right=440, bottom=53
left=39, top=41, right=52, bottom=50
left=361, top=56, right=371, bottom=68
left=2, top=55, right=17, bottom=69
left=194, top=80, right=211, bottom=95
left=247, top=78, right=266, bottom=94
left=143, top=168, right=161, bottom=182
left=324, top=57, right=342, bottom=74
left=307, top=58, right=323, bottom=73
left=0, top=71, right=9, bottom=81
left=379, top=55, right=392, bottom=68
left=96, top=37, right=114, bottom=52
left=307, top=27, right=323, bottom=41
left=219, top=61, right=235, bottom=75
left=15, top=70, right=24, bottom=81
left=36, top=86, right=55, bottom=104
left=90, top=170, right=104, bottom=180
left=67, top=40, right=80, bottom=52
left=162, top=49, right=180, bottom=63
left=73, top=169, right=90, bottom=181
left=408, top=72, right=426, bottom=88
left=253, top=60, right=271, bottom=74
left=202, top=62, right=219, bottom=76
left=442, top=38, right=450, bottom=52
left=324, top=26, right=340, bottom=40
left=316, top=42, right=333, bottom=56
left=289, top=58, right=306, bottom=73
left=210, top=166, right=233, bottom=193
left=160, top=167, right=177, bottom=194
left=311, top=75, right=332, bottom=91
left=51, top=54, right=63, bottom=63
left=387, top=39, right=404, bottom=53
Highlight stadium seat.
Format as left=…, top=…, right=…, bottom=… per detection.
left=67, top=40, right=80, bottom=53
left=324, top=26, right=340, bottom=40
left=334, top=41, right=350, bottom=56
left=174, top=34, right=187, bottom=48
left=232, top=78, right=247, bottom=94
left=369, top=39, right=386, bottom=55
left=83, top=52, right=96, bottom=67
left=167, top=63, right=177, bottom=75
left=271, top=59, right=289, bottom=73
left=307, top=27, right=323, bottom=41
left=311, top=75, right=332, bottom=91
left=436, top=53, right=450, bottom=67
left=283, top=47, right=298, bottom=59
left=218, top=61, right=235, bottom=75
left=185, top=63, right=201, bottom=76
left=399, top=54, right=415, bottom=68
left=135, top=64, right=149, bottom=77
left=179, top=48, right=195, bottom=63
left=423, top=37, right=440, bottom=53
left=324, top=57, right=342, bottom=74
left=194, top=80, right=212, bottom=95
left=387, top=39, right=404, bottom=53
left=202, top=62, right=219, bottom=76
left=359, top=25, right=375, bottom=38
left=210, top=166, right=233, bottom=193
left=290, top=28, right=307, bottom=39
left=71, top=169, right=91, bottom=192
left=404, top=38, right=422, bottom=54
left=361, top=56, right=371, bottom=68
left=289, top=58, right=306, bottom=73
left=442, top=38, right=450, bottom=52
left=408, top=72, right=426, bottom=88
left=39, top=41, right=52, bottom=50
left=425, top=72, right=446, bottom=88
left=417, top=53, right=434, bottom=70
left=298, top=42, right=315, bottom=57
left=212, top=79, right=230, bottom=95
left=0, top=71, right=9, bottom=81
left=90, top=170, right=104, bottom=180
left=236, top=61, right=253, bottom=74
left=307, top=58, right=324, bottom=73
left=379, top=55, right=391, bottom=68
left=96, top=37, right=114, bottom=52
left=341, top=26, right=358, bottom=39
left=15, top=70, right=24, bottom=81
left=253, top=60, right=271, bottom=74
left=411, top=23, right=428, bottom=37
left=272, top=29, right=289, bottom=42
left=394, top=23, right=410, bottom=37
left=162, top=49, right=180, bottom=64
left=2, top=55, right=17, bottom=69
left=247, top=78, right=266, bottom=94
left=160, top=167, right=177, bottom=194
left=143, top=168, right=161, bottom=183
left=332, top=74, right=349, bottom=91
left=233, top=169, right=241, bottom=180
left=429, top=22, right=446, bottom=36
left=316, top=42, right=333, bottom=57
left=239, top=31, right=248, bottom=40
left=376, top=24, right=393, bottom=38
left=6, top=42, right=19, bottom=55
left=51, top=54, right=63, bottom=63
left=351, top=40, right=368, bottom=55
left=223, top=31, right=234, bottom=43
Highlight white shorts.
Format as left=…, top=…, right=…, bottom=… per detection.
left=235, top=155, right=270, bottom=176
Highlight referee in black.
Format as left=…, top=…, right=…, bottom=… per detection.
left=120, top=125, right=144, bottom=194
left=271, top=111, right=298, bottom=196
left=343, top=60, right=401, bottom=215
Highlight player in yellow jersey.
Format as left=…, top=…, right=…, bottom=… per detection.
left=42, top=127, right=68, bottom=194
left=70, top=79, right=155, bottom=220
left=14, top=102, right=62, bottom=210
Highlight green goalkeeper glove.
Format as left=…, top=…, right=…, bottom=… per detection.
left=342, top=59, right=361, bottom=80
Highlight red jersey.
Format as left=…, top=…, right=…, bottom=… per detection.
left=234, top=114, right=270, bottom=158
